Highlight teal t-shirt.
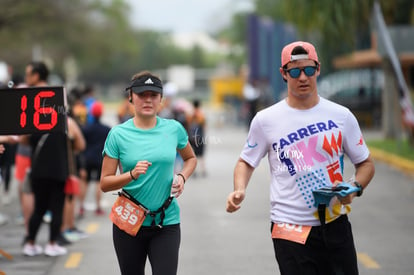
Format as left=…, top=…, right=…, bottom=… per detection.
left=103, top=117, right=188, bottom=226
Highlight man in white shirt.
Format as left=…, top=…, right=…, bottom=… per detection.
left=226, top=41, right=375, bottom=275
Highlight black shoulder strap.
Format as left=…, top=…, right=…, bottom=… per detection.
left=32, top=134, right=49, bottom=164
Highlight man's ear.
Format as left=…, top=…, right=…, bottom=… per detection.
left=316, top=62, right=321, bottom=77
left=279, top=67, right=287, bottom=82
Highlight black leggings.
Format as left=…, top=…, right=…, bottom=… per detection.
left=28, top=178, right=65, bottom=243
left=1, top=164, right=12, bottom=192
left=113, top=224, right=181, bottom=275
left=272, top=215, right=358, bottom=275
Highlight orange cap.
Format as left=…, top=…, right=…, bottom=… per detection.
left=281, top=41, right=319, bottom=67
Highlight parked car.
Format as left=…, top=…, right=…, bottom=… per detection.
left=318, top=68, right=383, bottom=128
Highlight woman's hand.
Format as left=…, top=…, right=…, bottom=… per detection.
left=101, top=157, right=152, bottom=192
left=171, top=174, right=185, bottom=198
left=130, top=160, right=152, bottom=180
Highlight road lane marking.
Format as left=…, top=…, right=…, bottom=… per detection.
left=0, top=248, right=13, bottom=260
left=65, top=252, right=82, bottom=268
left=86, top=222, right=100, bottom=234
left=357, top=253, right=381, bottom=269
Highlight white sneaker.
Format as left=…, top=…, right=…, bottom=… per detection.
left=23, top=243, right=43, bottom=256
left=44, top=243, right=67, bottom=257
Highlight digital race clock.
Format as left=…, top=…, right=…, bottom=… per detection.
left=0, top=87, right=67, bottom=135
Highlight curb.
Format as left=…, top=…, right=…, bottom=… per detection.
left=369, top=146, right=414, bottom=176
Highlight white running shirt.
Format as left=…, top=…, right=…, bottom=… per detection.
left=240, top=97, right=370, bottom=226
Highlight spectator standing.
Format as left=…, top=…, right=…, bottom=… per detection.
left=117, top=91, right=135, bottom=124
left=16, top=62, right=49, bottom=239
left=21, top=61, right=86, bottom=256
left=188, top=99, right=207, bottom=177
left=22, top=117, right=85, bottom=256
left=243, top=79, right=260, bottom=127
left=79, top=101, right=111, bottom=216
left=83, top=85, right=97, bottom=126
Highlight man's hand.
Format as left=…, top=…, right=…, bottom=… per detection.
left=337, top=192, right=357, bottom=205
left=226, top=190, right=246, bottom=213
left=333, top=181, right=356, bottom=205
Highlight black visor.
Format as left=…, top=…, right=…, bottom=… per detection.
left=126, top=75, right=163, bottom=94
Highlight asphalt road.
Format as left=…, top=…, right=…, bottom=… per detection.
left=1, top=109, right=413, bottom=275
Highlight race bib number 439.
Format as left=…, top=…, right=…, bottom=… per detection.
left=110, top=195, right=148, bottom=236
left=272, top=223, right=312, bottom=245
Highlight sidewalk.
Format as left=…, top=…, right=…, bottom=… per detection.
left=362, top=128, right=414, bottom=177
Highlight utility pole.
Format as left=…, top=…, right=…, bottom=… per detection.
left=382, top=58, right=402, bottom=139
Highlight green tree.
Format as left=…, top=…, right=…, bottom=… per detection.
left=190, top=45, right=204, bottom=68
left=0, top=0, right=137, bottom=82
left=254, top=0, right=414, bottom=71
left=0, top=0, right=221, bottom=84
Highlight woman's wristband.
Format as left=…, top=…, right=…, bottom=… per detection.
left=130, top=170, right=137, bottom=181
left=177, top=173, right=186, bottom=184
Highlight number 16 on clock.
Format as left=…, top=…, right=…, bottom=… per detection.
left=0, top=86, right=67, bottom=135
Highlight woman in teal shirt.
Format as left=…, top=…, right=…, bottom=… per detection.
left=100, top=71, right=197, bottom=275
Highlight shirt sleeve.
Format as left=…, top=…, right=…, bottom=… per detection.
left=343, top=111, right=370, bottom=164
left=176, top=121, right=189, bottom=150
left=240, top=114, right=269, bottom=168
left=102, top=128, right=119, bottom=159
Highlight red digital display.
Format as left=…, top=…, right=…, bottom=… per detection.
left=0, top=87, right=67, bottom=135
left=20, top=95, right=27, bottom=128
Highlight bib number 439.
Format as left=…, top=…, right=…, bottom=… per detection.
left=114, top=205, right=139, bottom=225
left=110, top=195, right=147, bottom=236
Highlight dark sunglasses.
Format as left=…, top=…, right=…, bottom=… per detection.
left=284, top=66, right=318, bottom=78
